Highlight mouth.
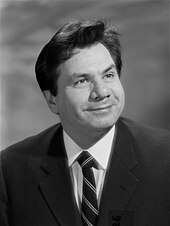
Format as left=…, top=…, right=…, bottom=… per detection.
left=86, top=104, right=113, bottom=112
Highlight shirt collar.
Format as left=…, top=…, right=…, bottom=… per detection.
left=63, top=126, right=115, bottom=170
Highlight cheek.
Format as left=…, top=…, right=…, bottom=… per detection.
left=63, top=90, right=88, bottom=112
left=110, top=83, right=125, bottom=98
left=119, top=85, right=125, bottom=100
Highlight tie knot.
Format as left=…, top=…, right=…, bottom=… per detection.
left=77, top=151, right=98, bottom=169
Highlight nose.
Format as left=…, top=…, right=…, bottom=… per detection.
left=89, top=80, right=111, bottom=102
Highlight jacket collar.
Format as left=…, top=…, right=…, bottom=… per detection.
left=39, top=126, right=82, bottom=226
left=97, top=118, right=139, bottom=225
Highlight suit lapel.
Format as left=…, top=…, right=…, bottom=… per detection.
left=97, top=119, right=140, bottom=226
left=39, top=126, right=82, bottom=226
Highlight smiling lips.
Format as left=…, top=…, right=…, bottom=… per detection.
left=86, top=104, right=114, bottom=112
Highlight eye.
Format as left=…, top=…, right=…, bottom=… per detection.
left=74, top=78, right=89, bottom=87
left=104, top=73, right=115, bottom=80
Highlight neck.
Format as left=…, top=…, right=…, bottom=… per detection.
left=63, top=126, right=113, bottom=149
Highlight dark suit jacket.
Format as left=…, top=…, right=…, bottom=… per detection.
left=0, top=117, right=170, bottom=226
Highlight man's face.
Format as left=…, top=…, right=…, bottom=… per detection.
left=51, top=43, right=125, bottom=135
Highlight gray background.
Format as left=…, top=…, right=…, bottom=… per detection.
left=0, top=0, right=169, bottom=149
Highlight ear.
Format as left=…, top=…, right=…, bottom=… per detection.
left=43, top=90, right=59, bottom=114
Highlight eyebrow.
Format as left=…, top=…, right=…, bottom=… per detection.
left=102, top=64, right=116, bottom=74
left=70, top=64, right=116, bottom=80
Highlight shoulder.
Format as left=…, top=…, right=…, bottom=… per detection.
left=0, top=123, right=61, bottom=161
left=119, top=117, right=169, bottom=147
left=119, top=117, right=170, bottom=173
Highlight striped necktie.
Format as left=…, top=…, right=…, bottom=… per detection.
left=77, top=151, right=99, bottom=226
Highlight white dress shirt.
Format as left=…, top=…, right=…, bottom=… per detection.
left=63, top=126, right=115, bottom=210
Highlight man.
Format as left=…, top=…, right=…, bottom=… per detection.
left=0, top=19, right=169, bottom=226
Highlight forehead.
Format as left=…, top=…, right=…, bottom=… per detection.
left=59, top=43, right=115, bottom=76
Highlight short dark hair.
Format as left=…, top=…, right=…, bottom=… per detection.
left=35, top=19, right=122, bottom=96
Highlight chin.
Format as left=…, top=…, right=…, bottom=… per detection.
left=87, top=119, right=116, bottom=130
